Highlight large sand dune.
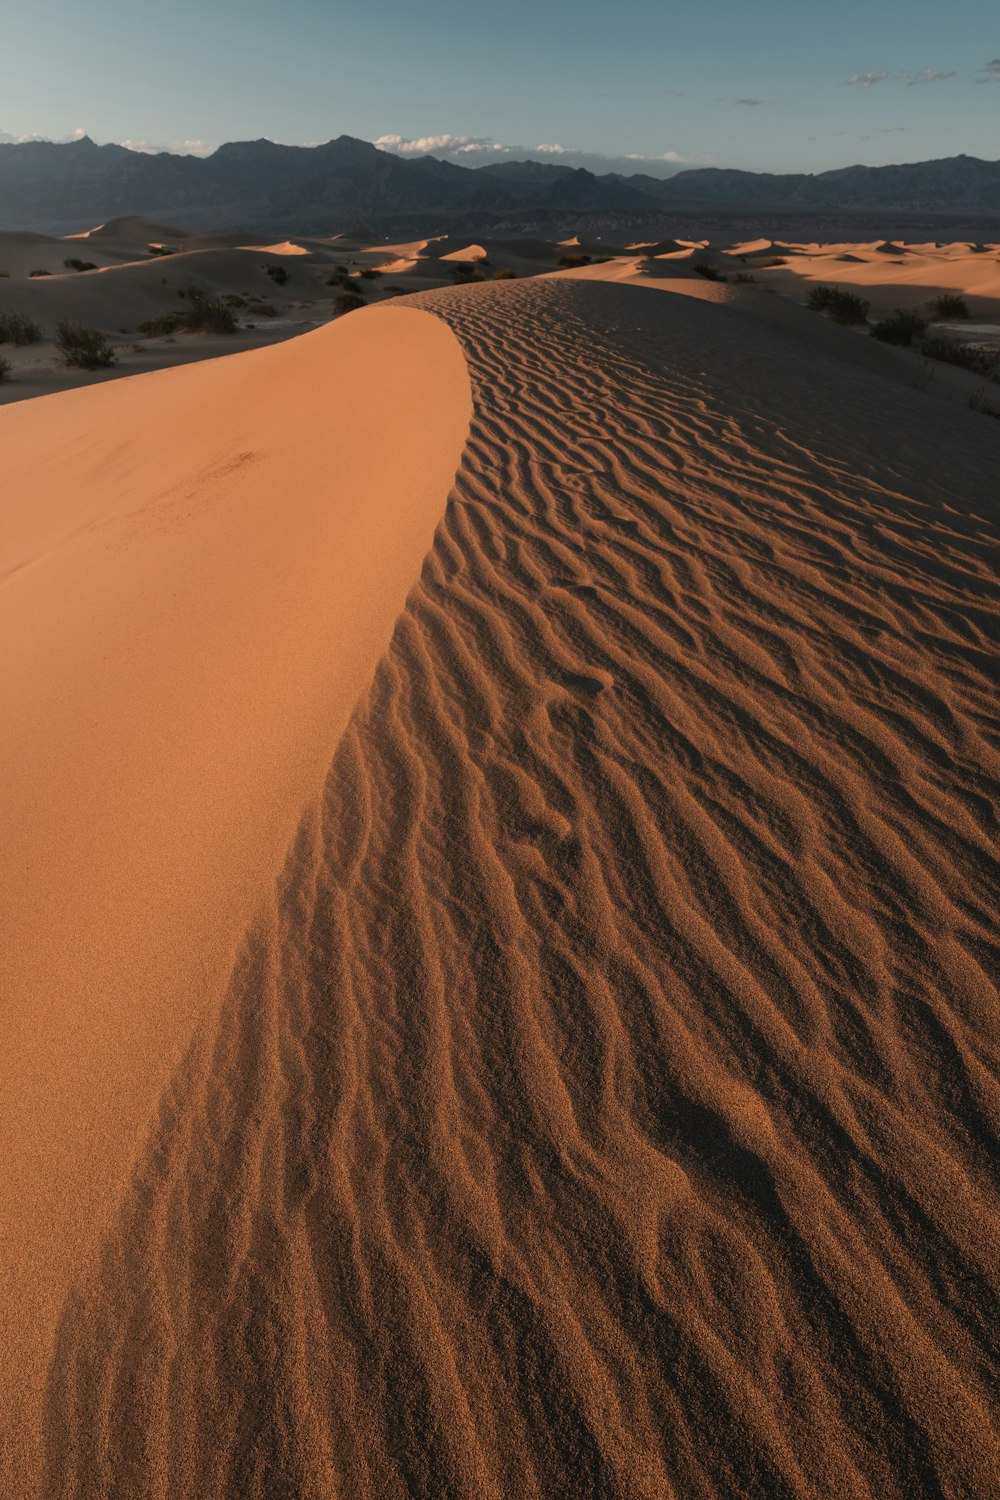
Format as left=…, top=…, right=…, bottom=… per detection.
left=0, top=304, right=472, bottom=1490
left=10, top=277, right=997, bottom=1496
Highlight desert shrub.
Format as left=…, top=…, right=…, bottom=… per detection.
left=450, top=263, right=485, bottom=282
left=333, top=289, right=365, bottom=316
left=969, top=388, right=1000, bottom=417
left=178, top=289, right=237, bottom=334
left=558, top=253, right=591, bottom=268
left=0, top=312, right=42, bottom=345
left=358, top=267, right=378, bottom=280
left=148, top=244, right=175, bottom=256
left=327, top=267, right=353, bottom=286
left=759, top=257, right=787, bottom=267
left=693, top=261, right=725, bottom=281
left=595, top=254, right=614, bottom=264
left=55, top=321, right=116, bottom=369
left=869, top=309, right=927, bottom=345
left=223, top=293, right=247, bottom=307
left=921, top=334, right=1000, bottom=380
left=807, top=285, right=869, bottom=324
left=928, top=293, right=969, bottom=320
left=246, top=300, right=276, bottom=317
left=29, top=268, right=51, bottom=277
left=733, top=272, right=756, bottom=284
left=0, top=269, right=9, bottom=278
left=265, top=265, right=289, bottom=285
left=64, top=257, right=97, bottom=272
left=137, top=313, right=183, bottom=337
left=0, top=354, right=11, bottom=382
left=494, top=268, right=518, bottom=280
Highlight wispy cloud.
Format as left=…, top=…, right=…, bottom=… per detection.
left=119, top=138, right=211, bottom=156
left=844, top=70, right=890, bottom=87
left=975, top=57, right=1000, bottom=82
left=374, top=133, right=507, bottom=156
left=0, top=125, right=88, bottom=144
left=845, top=65, right=959, bottom=87
left=375, top=134, right=694, bottom=176
left=905, top=68, right=957, bottom=85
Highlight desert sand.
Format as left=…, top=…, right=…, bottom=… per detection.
left=2, top=261, right=998, bottom=1497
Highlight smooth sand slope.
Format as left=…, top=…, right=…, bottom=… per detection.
left=0, top=305, right=472, bottom=1490
left=29, top=278, right=1000, bottom=1498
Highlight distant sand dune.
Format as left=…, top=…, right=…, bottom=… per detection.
left=38, top=281, right=1000, bottom=1498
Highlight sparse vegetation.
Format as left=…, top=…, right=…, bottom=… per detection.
left=333, top=288, right=366, bottom=316
left=450, top=262, right=485, bottom=283
left=64, top=257, right=97, bottom=272
left=358, top=267, right=378, bottom=280
left=969, top=387, right=1000, bottom=417
left=246, top=300, right=277, bottom=318
left=693, top=261, right=725, bottom=282
left=29, top=268, right=52, bottom=277
left=759, top=257, right=787, bottom=268
left=0, top=354, right=11, bottom=382
left=137, top=313, right=183, bottom=338
left=55, top=321, right=116, bottom=369
left=733, top=272, right=756, bottom=284
left=928, top=293, right=969, bottom=320
left=0, top=312, right=42, bottom=345
left=494, top=268, right=518, bottom=280
left=558, top=253, right=591, bottom=268
left=806, top=285, right=870, bottom=324
left=265, top=265, right=289, bottom=285
left=869, top=310, right=928, bottom=346
left=920, top=334, right=1000, bottom=380
left=223, top=293, right=248, bottom=307
left=148, top=245, right=176, bottom=257
left=177, top=289, right=238, bottom=334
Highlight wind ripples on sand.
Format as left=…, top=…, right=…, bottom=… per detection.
left=46, top=279, right=1000, bottom=1499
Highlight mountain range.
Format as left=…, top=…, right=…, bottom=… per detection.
left=1, top=135, right=998, bottom=234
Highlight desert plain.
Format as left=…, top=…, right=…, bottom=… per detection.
left=1, top=214, right=998, bottom=1498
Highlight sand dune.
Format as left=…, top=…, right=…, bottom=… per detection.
left=18, top=277, right=999, bottom=1497
left=0, top=304, right=471, bottom=1493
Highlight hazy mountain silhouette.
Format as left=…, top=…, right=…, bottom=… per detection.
left=0, top=134, right=997, bottom=233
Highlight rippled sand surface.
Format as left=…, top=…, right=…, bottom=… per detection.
left=39, top=280, right=1000, bottom=1497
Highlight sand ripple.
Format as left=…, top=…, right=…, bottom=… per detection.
left=45, top=280, right=1000, bottom=1498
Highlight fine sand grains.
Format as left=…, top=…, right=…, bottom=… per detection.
left=41, top=280, right=1000, bottom=1498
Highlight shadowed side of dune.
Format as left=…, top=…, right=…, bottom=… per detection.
left=44, top=281, right=1000, bottom=1499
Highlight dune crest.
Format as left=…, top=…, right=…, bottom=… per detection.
left=0, top=304, right=471, bottom=1492
left=38, top=280, right=1000, bottom=1499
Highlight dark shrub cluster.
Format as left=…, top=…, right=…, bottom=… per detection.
left=0, top=354, right=11, bottom=382
left=869, top=310, right=928, bottom=346
left=0, top=312, right=42, bottom=345
left=928, top=293, right=969, bottom=320
left=265, top=265, right=289, bottom=285
left=29, top=268, right=52, bottom=277
left=920, top=334, right=1000, bottom=380
left=693, top=261, right=725, bottom=282
left=177, top=289, right=238, bottom=334
left=733, top=272, right=756, bottom=284
left=148, top=244, right=176, bottom=256
left=137, top=313, right=183, bottom=337
left=494, top=268, right=518, bottom=280
left=558, top=253, right=591, bottom=268
left=333, top=288, right=366, bottom=316
left=64, top=257, right=97, bottom=272
left=55, top=321, right=116, bottom=369
left=450, top=262, right=485, bottom=283
left=806, top=285, right=870, bottom=324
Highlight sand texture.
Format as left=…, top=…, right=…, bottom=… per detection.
left=24, top=278, right=1000, bottom=1497
left=0, top=304, right=471, bottom=1489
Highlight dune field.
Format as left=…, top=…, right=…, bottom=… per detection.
left=2, top=263, right=998, bottom=1498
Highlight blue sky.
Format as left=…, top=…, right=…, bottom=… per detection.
left=1, top=0, right=997, bottom=173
